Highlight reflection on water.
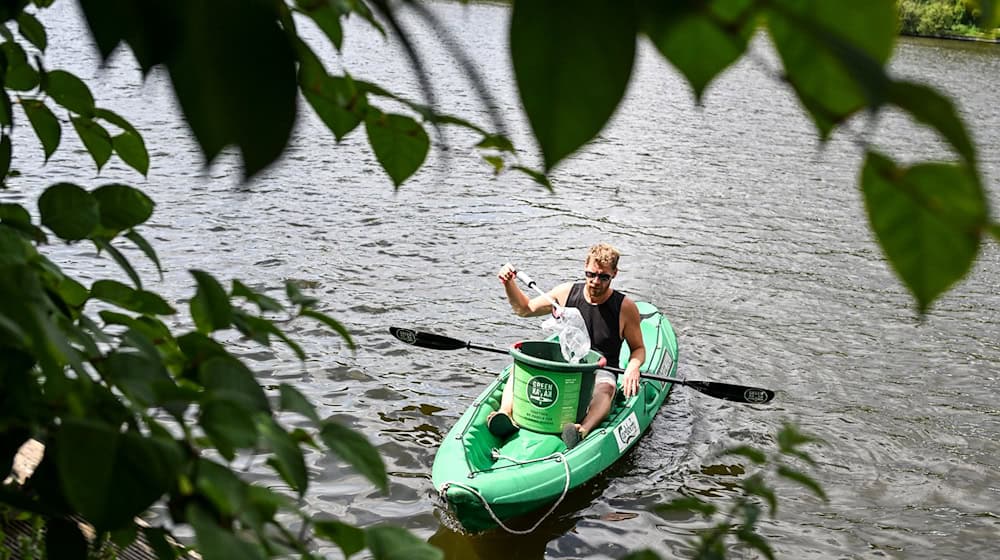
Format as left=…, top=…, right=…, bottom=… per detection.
left=9, top=2, right=1000, bottom=559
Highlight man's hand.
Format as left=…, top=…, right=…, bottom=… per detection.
left=498, top=263, right=517, bottom=285
left=622, top=365, right=641, bottom=398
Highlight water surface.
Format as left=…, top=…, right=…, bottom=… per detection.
left=8, top=4, right=1000, bottom=559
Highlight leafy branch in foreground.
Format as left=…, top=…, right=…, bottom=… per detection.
left=624, top=423, right=826, bottom=560
left=2, top=176, right=444, bottom=559
left=62, top=0, right=1000, bottom=312
left=1, top=3, right=444, bottom=559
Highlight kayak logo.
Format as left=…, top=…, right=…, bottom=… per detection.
left=614, top=413, right=640, bottom=453
left=395, top=328, right=417, bottom=344
left=525, top=376, right=558, bottom=408
left=744, top=389, right=769, bottom=404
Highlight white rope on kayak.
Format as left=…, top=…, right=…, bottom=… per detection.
left=439, top=450, right=572, bottom=535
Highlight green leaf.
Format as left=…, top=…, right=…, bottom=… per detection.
left=301, top=308, right=355, bottom=350
left=178, top=331, right=229, bottom=368
left=113, top=130, right=150, bottom=175
left=364, top=111, right=429, bottom=187
left=510, top=165, right=553, bottom=191
left=165, top=0, right=297, bottom=178
left=76, top=0, right=127, bottom=61
left=96, top=108, right=149, bottom=174
left=195, top=458, right=248, bottom=518
left=0, top=202, right=31, bottom=228
left=0, top=90, right=13, bottom=126
left=314, top=520, right=365, bottom=559
left=93, top=183, right=154, bottom=231
left=91, top=279, right=175, bottom=315
left=199, top=356, right=270, bottom=413
left=92, top=237, right=143, bottom=289
left=258, top=417, right=308, bottom=495
left=22, top=99, right=61, bottom=161
left=44, top=518, right=87, bottom=560
left=141, top=527, right=179, bottom=560
left=510, top=0, right=637, bottom=170
left=300, top=66, right=368, bottom=142
left=476, top=134, right=514, bottom=153
left=16, top=11, right=46, bottom=51
left=188, top=505, right=267, bottom=560
left=200, top=398, right=259, bottom=461
left=723, top=445, right=767, bottom=464
left=71, top=116, right=112, bottom=170
left=53, top=273, right=88, bottom=310
left=766, top=0, right=896, bottom=137
left=1, top=41, right=39, bottom=90
left=0, top=134, right=11, bottom=184
left=641, top=0, right=756, bottom=102
left=861, top=152, right=985, bottom=314
left=742, top=473, right=778, bottom=516
left=125, top=229, right=162, bottom=278
left=285, top=280, right=317, bottom=308
left=888, top=80, right=976, bottom=167
left=190, top=269, right=232, bottom=333
left=776, top=465, right=828, bottom=501
left=105, top=351, right=176, bottom=408
left=296, top=0, right=344, bottom=51
left=38, top=182, right=98, bottom=241
left=110, top=524, right=139, bottom=550
left=95, top=107, right=140, bottom=135
left=0, top=227, right=34, bottom=266
left=736, top=528, right=775, bottom=560
left=0, top=202, right=46, bottom=243
left=243, top=485, right=293, bottom=528
left=365, top=526, right=442, bottom=560
left=232, top=280, right=284, bottom=312
left=275, top=328, right=307, bottom=361
left=320, top=420, right=388, bottom=493
left=55, top=418, right=179, bottom=531
left=776, top=422, right=819, bottom=452
left=44, top=70, right=95, bottom=116
left=279, top=383, right=320, bottom=424
left=231, top=309, right=278, bottom=346
left=482, top=155, right=503, bottom=174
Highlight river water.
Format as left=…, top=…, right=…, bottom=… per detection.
left=9, top=2, right=1000, bottom=559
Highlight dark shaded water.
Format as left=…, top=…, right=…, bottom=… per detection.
left=6, top=3, right=999, bottom=559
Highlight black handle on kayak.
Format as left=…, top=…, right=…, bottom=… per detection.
left=388, top=327, right=775, bottom=405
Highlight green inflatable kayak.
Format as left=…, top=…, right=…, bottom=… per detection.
left=431, top=300, right=679, bottom=533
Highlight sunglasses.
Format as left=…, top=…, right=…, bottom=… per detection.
left=584, top=270, right=613, bottom=282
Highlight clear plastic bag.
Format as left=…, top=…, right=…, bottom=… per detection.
left=541, top=306, right=591, bottom=363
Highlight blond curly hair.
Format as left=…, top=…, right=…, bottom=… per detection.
left=586, top=243, right=620, bottom=270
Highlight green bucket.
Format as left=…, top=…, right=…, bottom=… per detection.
left=509, top=340, right=606, bottom=434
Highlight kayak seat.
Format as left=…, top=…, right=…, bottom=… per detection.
left=461, top=377, right=509, bottom=472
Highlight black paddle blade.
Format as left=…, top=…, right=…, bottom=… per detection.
left=389, top=327, right=466, bottom=350
left=683, top=381, right=775, bottom=404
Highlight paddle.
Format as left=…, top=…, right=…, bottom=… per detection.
left=388, top=327, right=775, bottom=404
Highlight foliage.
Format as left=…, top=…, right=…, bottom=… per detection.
left=0, top=0, right=998, bottom=559
left=897, top=0, right=998, bottom=37
left=622, top=424, right=827, bottom=560
left=0, top=3, right=442, bottom=559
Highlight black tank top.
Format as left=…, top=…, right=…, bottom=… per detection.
left=566, top=282, right=624, bottom=360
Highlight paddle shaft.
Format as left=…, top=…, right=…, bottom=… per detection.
left=394, top=328, right=775, bottom=404
left=469, top=343, right=712, bottom=388
left=514, top=270, right=562, bottom=311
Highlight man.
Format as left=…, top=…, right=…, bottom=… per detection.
left=490, top=243, right=646, bottom=449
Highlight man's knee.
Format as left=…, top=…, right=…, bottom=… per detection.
left=593, top=371, right=617, bottom=396
left=592, top=381, right=615, bottom=402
